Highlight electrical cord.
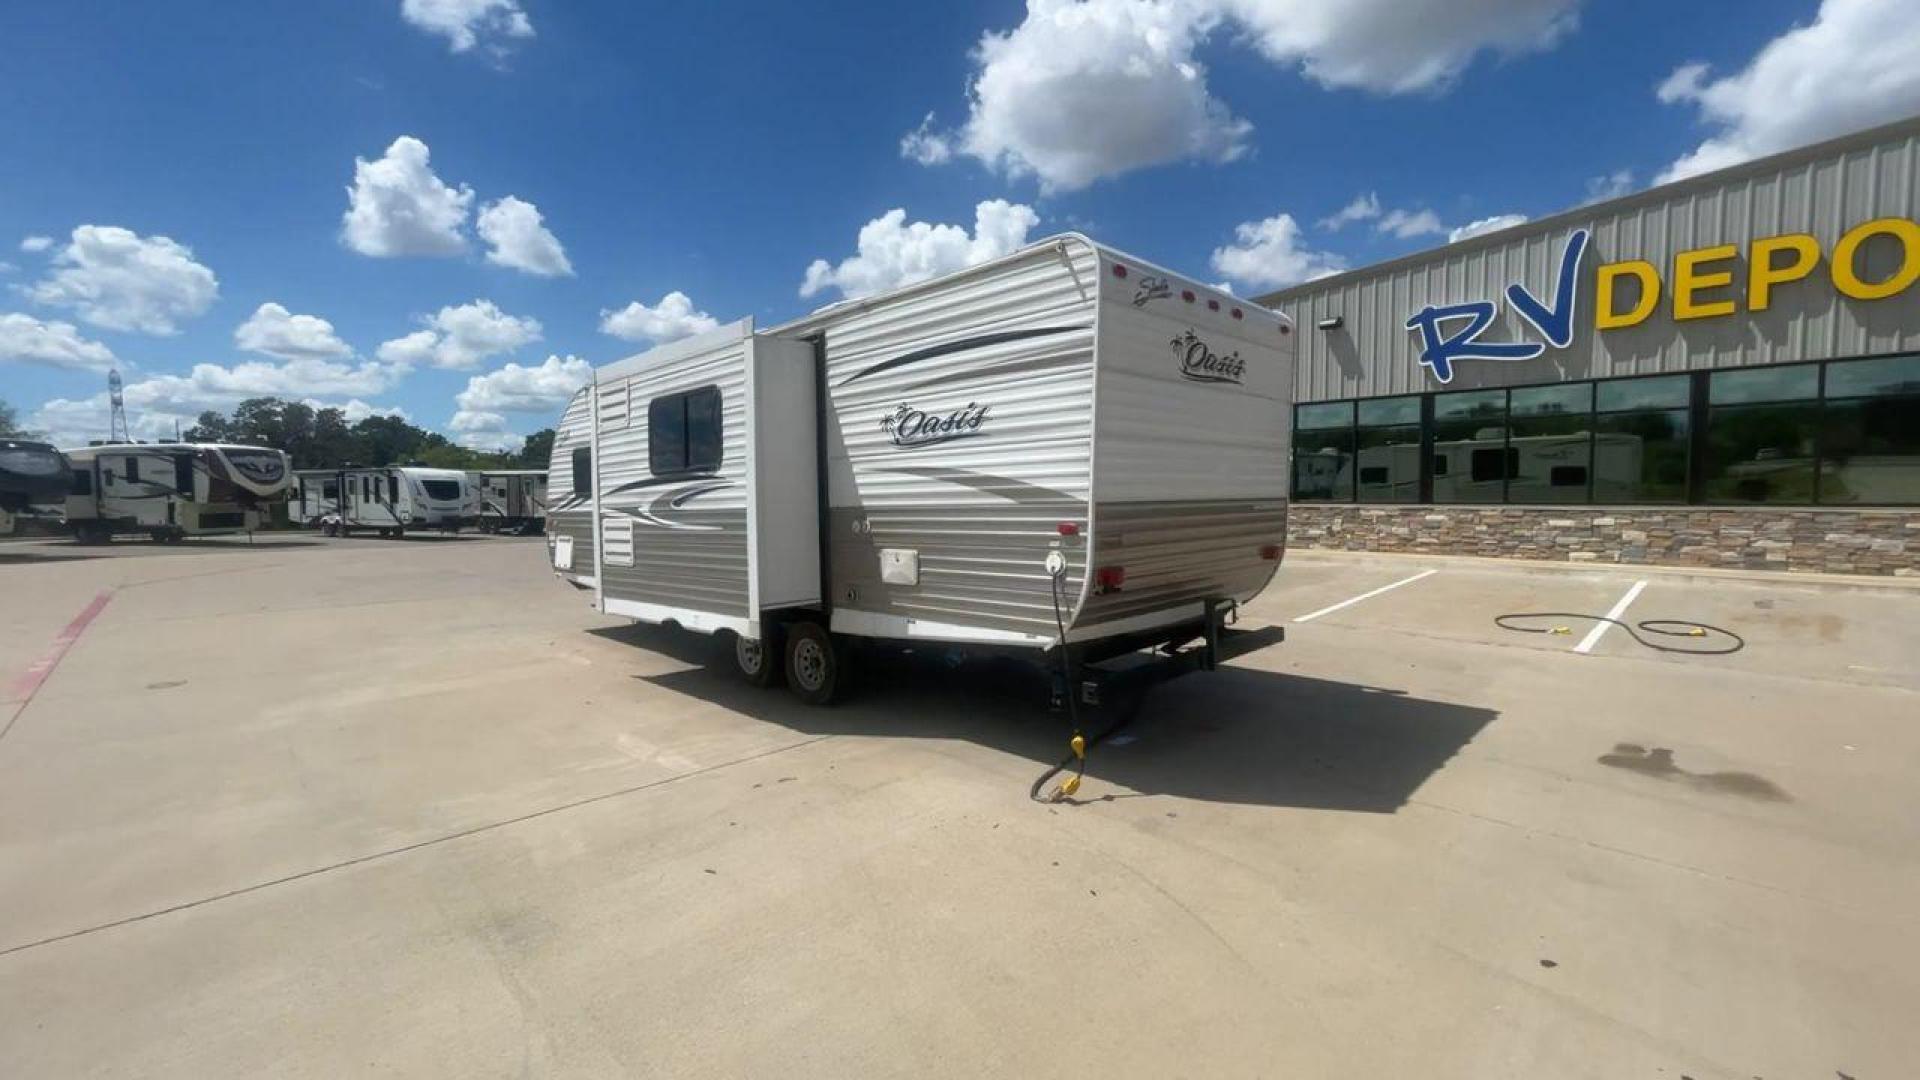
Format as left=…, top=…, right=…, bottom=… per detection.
left=1034, top=566, right=1090, bottom=801
left=1494, top=612, right=1746, bottom=655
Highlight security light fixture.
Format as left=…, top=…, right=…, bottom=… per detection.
left=1316, top=315, right=1345, bottom=331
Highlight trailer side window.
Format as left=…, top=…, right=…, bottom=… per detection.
left=388, top=475, right=399, bottom=503
left=322, top=481, right=338, bottom=499
left=72, top=470, right=93, bottom=496
left=125, top=457, right=140, bottom=484
left=648, top=385, right=722, bottom=475
left=571, top=447, right=592, bottom=496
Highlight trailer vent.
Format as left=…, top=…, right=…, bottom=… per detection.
left=602, top=517, right=634, bottom=568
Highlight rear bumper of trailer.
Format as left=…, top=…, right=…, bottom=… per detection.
left=1057, top=598, right=1284, bottom=710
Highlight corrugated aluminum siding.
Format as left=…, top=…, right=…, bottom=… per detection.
left=1267, top=118, right=1920, bottom=402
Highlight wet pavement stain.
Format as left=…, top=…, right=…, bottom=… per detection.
left=1597, top=744, right=1791, bottom=803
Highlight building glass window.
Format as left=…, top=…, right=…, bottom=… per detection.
left=1430, top=389, right=1506, bottom=503
left=1291, top=401, right=1353, bottom=501
left=1819, top=354, right=1920, bottom=505
left=1507, top=384, right=1592, bottom=504
left=1355, top=396, right=1421, bottom=502
left=1593, top=375, right=1689, bottom=503
left=1704, top=366, right=1818, bottom=504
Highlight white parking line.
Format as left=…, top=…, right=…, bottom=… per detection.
left=1293, top=568, right=1438, bottom=623
left=1574, top=579, right=1648, bottom=654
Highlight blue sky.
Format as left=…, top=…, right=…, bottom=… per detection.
left=4, top=0, right=1915, bottom=450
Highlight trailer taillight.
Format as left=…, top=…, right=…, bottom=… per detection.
left=1056, top=521, right=1080, bottom=536
left=1094, top=566, right=1126, bottom=592
left=1207, top=299, right=1220, bottom=311
left=1111, top=264, right=1128, bottom=279
left=1231, top=307, right=1243, bottom=319
left=1181, top=289, right=1195, bottom=302
left=1260, top=544, right=1282, bottom=560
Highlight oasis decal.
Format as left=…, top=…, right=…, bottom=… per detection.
left=881, top=402, right=991, bottom=449
left=1403, top=215, right=1920, bottom=384
left=1404, top=229, right=1588, bottom=384
left=1171, top=330, right=1245, bottom=385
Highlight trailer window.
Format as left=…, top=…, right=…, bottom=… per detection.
left=572, top=447, right=592, bottom=496
left=322, top=481, right=338, bottom=499
left=72, top=470, right=93, bottom=496
left=388, top=475, right=399, bottom=503
left=648, top=385, right=722, bottom=475
left=125, top=457, right=141, bottom=484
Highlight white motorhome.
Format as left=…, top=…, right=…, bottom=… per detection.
left=549, top=235, right=1293, bottom=704
left=1, top=439, right=72, bottom=535
left=475, top=469, right=548, bottom=534
left=62, top=442, right=290, bottom=543
left=291, top=466, right=479, bottom=537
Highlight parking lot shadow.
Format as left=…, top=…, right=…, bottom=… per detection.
left=593, top=624, right=1497, bottom=813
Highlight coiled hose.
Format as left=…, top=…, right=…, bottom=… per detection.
left=1494, top=612, right=1746, bottom=654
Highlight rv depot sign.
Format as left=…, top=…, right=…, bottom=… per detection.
left=1404, top=215, right=1920, bottom=383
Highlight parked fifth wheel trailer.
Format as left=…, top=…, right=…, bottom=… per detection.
left=291, top=466, right=479, bottom=537
left=62, top=442, right=290, bottom=544
left=548, top=234, right=1293, bottom=705
left=1, top=439, right=72, bottom=535
left=476, top=469, right=548, bottom=534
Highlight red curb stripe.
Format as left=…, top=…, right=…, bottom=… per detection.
left=3, top=590, right=113, bottom=738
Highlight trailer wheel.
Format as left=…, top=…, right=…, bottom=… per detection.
left=783, top=622, right=844, bottom=706
left=733, top=627, right=782, bottom=687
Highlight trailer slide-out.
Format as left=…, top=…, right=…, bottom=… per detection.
left=546, top=234, right=1292, bottom=705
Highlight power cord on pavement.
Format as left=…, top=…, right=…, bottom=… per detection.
left=1494, top=612, right=1746, bottom=655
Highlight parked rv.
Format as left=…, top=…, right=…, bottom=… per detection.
left=548, top=234, right=1292, bottom=705
left=1, top=439, right=72, bottom=535
left=62, top=442, right=290, bottom=543
left=291, top=466, right=479, bottom=537
left=475, top=469, right=548, bottom=534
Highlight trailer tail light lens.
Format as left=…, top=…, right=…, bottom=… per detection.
left=1231, top=307, right=1244, bottom=319
left=1181, top=289, right=1195, bottom=302
left=1056, top=521, right=1080, bottom=536
left=1094, top=566, right=1126, bottom=592
left=1207, top=299, right=1220, bottom=311
left=1111, top=264, right=1128, bottom=279
left=1279, top=324, right=1291, bottom=335
left=1260, top=544, right=1282, bottom=560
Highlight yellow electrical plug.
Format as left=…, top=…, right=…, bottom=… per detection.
left=1688, top=627, right=1706, bottom=637
left=1070, top=734, right=1086, bottom=759
left=1550, top=626, right=1571, bottom=635
left=1058, top=774, right=1081, bottom=798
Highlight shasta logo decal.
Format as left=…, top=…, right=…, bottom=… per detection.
left=1132, top=274, right=1172, bottom=307
left=880, top=402, right=991, bottom=449
left=1171, top=330, right=1244, bottom=385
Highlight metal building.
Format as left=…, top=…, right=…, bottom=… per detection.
left=1258, top=115, right=1920, bottom=575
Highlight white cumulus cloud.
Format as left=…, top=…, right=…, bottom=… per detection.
left=29, top=356, right=409, bottom=447
left=599, top=291, right=720, bottom=344
left=899, top=113, right=955, bottom=165
left=377, top=299, right=540, bottom=370
left=1377, top=207, right=1444, bottom=239
left=25, top=225, right=218, bottom=335
left=0, top=313, right=117, bottom=372
left=954, top=0, right=1250, bottom=192
left=1448, top=213, right=1530, bottom=243
left=922, top=0, right=1581, bottom=190
left=1318, top=192, right=1381, bottom=231
left=400, top=0, right=533, bottom=54
left=476, top=195, right=573, bottom=277
left=450, top=353, right=590, bottom=450
left=1656, top=0, right=1920, bottom=183
left=1210, top=213, right=1347, bottom=291
left=800, top=200, right=1040, bottom=300
left=233, top=302, right=353, bottom=361
left=1584, top=169, right=1634, bottom=203
left=341, top=136, right=474, bottom=258
left=19, top=235, right=53, bottom=253
left=314, top=398, right=410, bottom=423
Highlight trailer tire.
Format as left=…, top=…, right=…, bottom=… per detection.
left=783, top=621, right=844, bottom=706
left=732, top=627, right=782, bottom=687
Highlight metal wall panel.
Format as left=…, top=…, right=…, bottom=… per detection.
left=1264, top=118, right=1920, bottom=402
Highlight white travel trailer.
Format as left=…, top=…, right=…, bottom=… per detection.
left=475, top=469, right=548, bottom=534
left=549, top=235, right=1292, bottom=704
left=62, top=442, right=290, bottom=543
left=291, top=466, right=478, bottom=537
left=1, top=439, right=72, bottom=535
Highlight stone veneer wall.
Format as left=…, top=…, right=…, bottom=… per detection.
left=1289, top=505, right=1920, bottom=576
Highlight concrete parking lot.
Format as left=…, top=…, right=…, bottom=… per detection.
left=1, top=533, right=1916, bottom=1078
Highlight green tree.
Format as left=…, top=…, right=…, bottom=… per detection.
left=517, top=428, right=555, bottom=468
left=0, top=399, right=40, bottom=439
